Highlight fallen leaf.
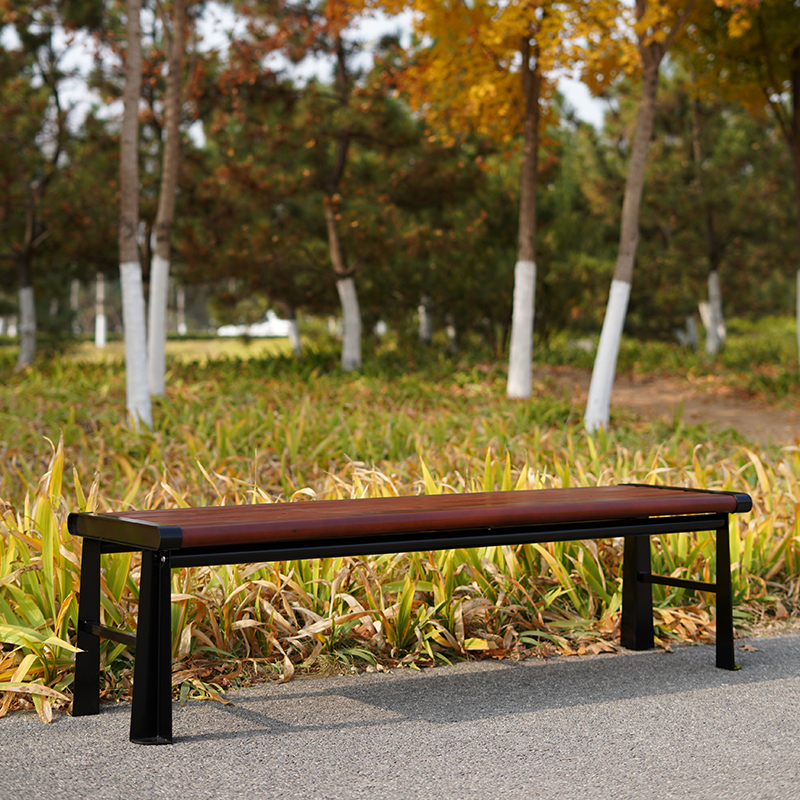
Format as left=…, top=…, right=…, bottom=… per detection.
left=586, top=640, right=616, bottom=655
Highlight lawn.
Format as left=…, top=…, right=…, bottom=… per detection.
left=0, top=328, right=798, bottom=722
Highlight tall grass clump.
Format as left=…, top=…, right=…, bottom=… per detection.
left=1, top=345, right=798, bottom=720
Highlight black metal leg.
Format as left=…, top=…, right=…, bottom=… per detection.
left=716, top=516, right=738, bottom=670
left=620, top=535, right=654, bottom=650
left=130, top=550, right=173, bottom=744
left=72, top=538, right=101, bottom=716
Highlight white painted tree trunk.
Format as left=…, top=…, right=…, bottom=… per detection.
left=7, top=317, right=17, bottom=336
left=147, top=253, right=169, bottom=395
left=584, top=279, right=631, bottom=434
left=288, top=315, right=302, bottom=356
left=17, top=286, right=36, bottom=370
left=176, top=285, right=187, bottom=335
left=418, top=294, right=433, bottom=344
left=507, top=260, right=536, bottom=399
left=706, top=269, right=724, bottom=356
left=445, top=314, right=458, bottom=354
left=95, top=273, right=107, bottom=348
left=120, top=261, right=152, bottom=427
left=336, top=277, right=362, bottom=371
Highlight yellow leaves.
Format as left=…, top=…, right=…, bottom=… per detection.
left=713, top=0, right=756, bottom=37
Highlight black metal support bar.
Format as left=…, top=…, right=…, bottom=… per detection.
left=638, top=573, right=717, bottom=593
left=716, top=516, right=738, bottom=670
left=170, top=514, right=726, bottom=569
left=79, top=621, right=138, bottom=650
left=72, top=538, right=101, bottom=717
left=621, top=536, right=653, bottom=651
left=129, top=550, right=173, bottom=745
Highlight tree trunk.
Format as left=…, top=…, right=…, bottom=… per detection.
left=584, top=49, right=661, bottom=433
left=323, top=33, right=362, bottom=372
left=70, top=279, right=81, bottom=334
left=584, top=0, right=695, bottom=432
left=286, top=307, right=302, bottom=356
left=16, top=183, right=40, bottom=371
left=507, top=37, right=541, bottom=399
left=418, top=293, right=433, bottom=345
left=119, top=0, right=151, bottom=428
left=691, top=91, right=725, bottom=356
left=336, top=277, right=361, bottom=371
left=324, top=202, right=361, bottom=371
left=791, top=47, right=800, bottom=369
left=16, top=271, right=36, bottom=371
left=445, top=314, right=458, bottom=354
left=95, top=272, right=107, bottom=348
left=148, top=0, right=186, bottom=396
left=705, top=270, right=725, bottom=355
left=176, top=285, right=187, bottom=335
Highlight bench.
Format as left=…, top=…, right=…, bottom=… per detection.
left=67, top=483, right=752, bottom=745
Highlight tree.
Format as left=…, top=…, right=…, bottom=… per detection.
left=148, top=0, right=188, bottom=395
left=0, top=1, right=86, bottom=369
left=227, top=0, right=391, bottom=371
left=686, top=0, right=800, bottom=363
left=119, top=0, right=152, bottom=427
left=583, top=0, right=697, bottom=433
left=379, top=0, right=608, bottom=397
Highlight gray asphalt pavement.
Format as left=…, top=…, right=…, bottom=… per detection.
left=2, top=633, right=799, bottom=800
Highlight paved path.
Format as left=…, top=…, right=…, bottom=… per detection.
left=3, top=634, right=799, bottom=800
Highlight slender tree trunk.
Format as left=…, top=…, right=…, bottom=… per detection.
left=325, top=202, right=361, bottom=370
left=790, top=47, right=800, bottom=368
left=70, top=279, right=80, bottom=334
left=691, top=92, right=725, bottom=356
left=445, top=314, right=458, bottom=354
left=286, top=307, right=302, bottom=356
left=148, top=0, right=186, bottom=395
left=584, top=57, right=659, bottom=432
left=323, top=33, right=362, bottom=372
left=119, top=0, right=151, bottom=428
left=16, top=180, right=41, bottom=371
left=95, top=272, right=107, bottom=348
left=418, top=293, right=433, bottom=345
left=176, top=285, right=187, bottom=335
left=16, top=258, right=36, bottom=371
left=584, top=0, right=695, bottom=432
left=507, top=38, right=541, bottom=399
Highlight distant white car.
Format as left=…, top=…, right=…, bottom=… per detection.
left=216, top=310, right=291, bottom=338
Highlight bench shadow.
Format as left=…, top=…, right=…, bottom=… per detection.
left=174, top=635, right=800, bottom=744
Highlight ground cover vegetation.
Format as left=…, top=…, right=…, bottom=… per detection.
left=1, top=333, right=799, bottom=722
left=2, top=0, right=800, bottom=723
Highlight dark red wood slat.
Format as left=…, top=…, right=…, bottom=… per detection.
left=96, top=485, right=742, bottom=549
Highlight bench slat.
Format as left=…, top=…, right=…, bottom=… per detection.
left=69, top=485, right=751, bottom=551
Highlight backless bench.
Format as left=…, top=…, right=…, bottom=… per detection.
left=67, top=483, right=752, bottom=745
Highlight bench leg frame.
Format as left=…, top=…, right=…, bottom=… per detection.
left=621, top=535, right=654, bottom=651
left=72, top=538, right=101, bottom=717
left=620, top=518, right=738, bottom=670
left=715, top=517, right=737, bottom=670
left=129, top=550, right=173, bottom=745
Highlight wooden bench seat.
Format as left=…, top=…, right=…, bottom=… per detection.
left=67, top=483, right=752, bottom=745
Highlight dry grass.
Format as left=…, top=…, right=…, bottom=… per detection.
left=0, top=348, right=797, bottom=721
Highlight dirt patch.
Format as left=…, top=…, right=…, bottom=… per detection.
left=542, top=367, right=800, bottom=446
